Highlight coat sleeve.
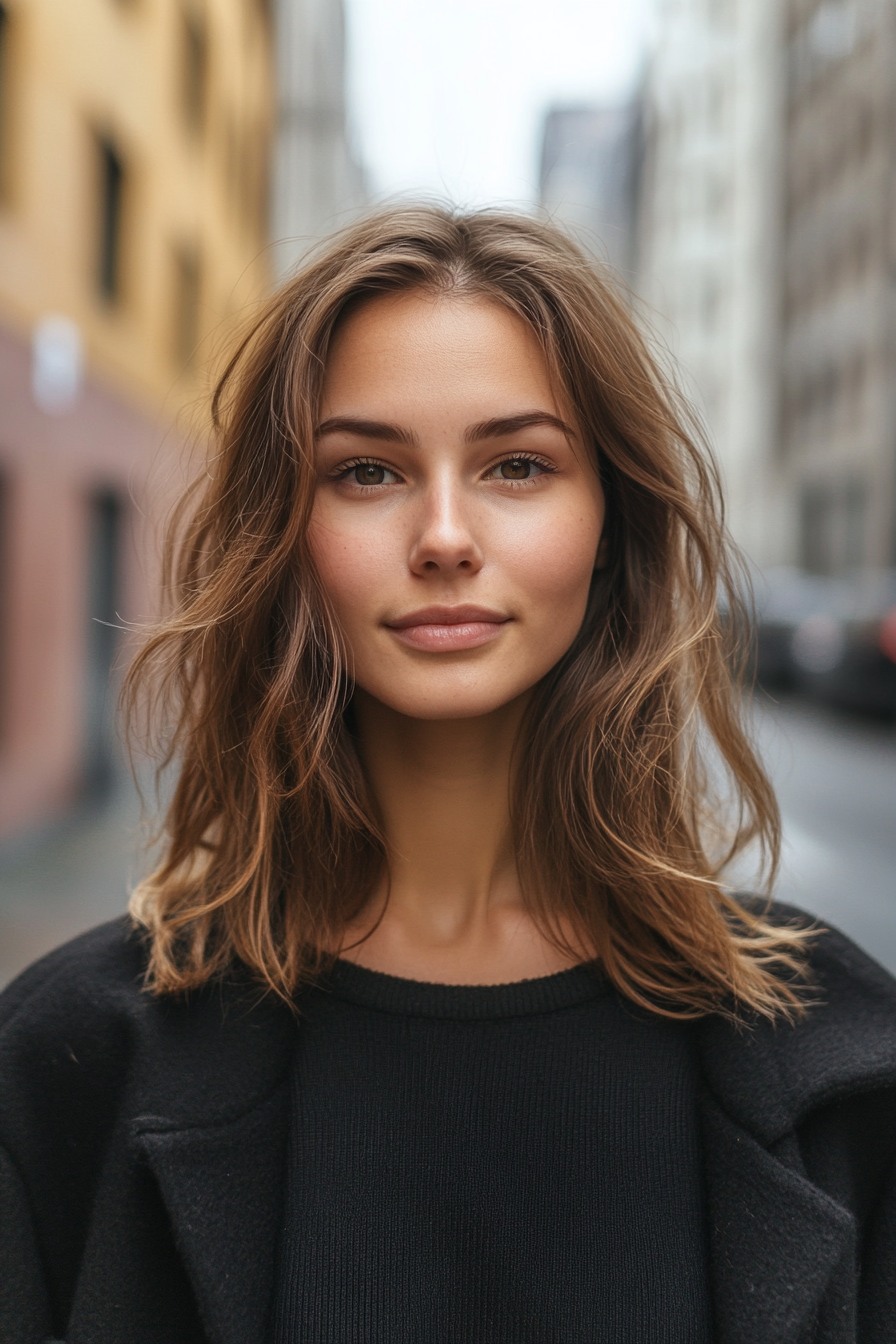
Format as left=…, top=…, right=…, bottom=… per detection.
left=0, top=1144, right=53, bottom=1344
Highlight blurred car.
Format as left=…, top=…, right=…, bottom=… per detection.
left=753, top=568, right=896, bottom=716
left=751, top=567, right=836, bottom=689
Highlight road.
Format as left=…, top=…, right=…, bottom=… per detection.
left=0, top=696, right=894, bottom=987
left=751, top=694, right=896, bottom=972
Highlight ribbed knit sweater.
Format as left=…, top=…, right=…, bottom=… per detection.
left=272, top=959, right=711, bottom=1344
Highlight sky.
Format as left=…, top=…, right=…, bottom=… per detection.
left=344, top=0, right=654, bottom=208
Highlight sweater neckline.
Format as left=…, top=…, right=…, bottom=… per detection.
left=320, top=957, right=609, bottom=1019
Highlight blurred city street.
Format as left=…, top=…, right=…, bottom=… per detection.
left=0, top=779, right=145, bottom=988
left=1, top=696, right=894, bottom=990
left=753, top=696, right=896, bottom=973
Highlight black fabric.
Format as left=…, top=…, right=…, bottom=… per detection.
left=0, top=905, right=895, bottom=1344
left=273, top=960, right=711, bottom=1343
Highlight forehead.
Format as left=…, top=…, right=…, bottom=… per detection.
left=321, top=290, right=563, bottom=418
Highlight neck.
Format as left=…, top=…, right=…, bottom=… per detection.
left=343, top=690, right=579, bottom=983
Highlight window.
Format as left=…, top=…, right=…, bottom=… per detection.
left=181, top=11, right=207, bottom=135
left=808, top=1, right=857, bottom=62
left=83, top=490, right=122, bottom=797
left=700, top=274, right=723, bottom=332
left=172, top=245, right=201, bottom=368
left=800, top=479, right=867, bottom=575
left=96, top=136, right=125, bottom=303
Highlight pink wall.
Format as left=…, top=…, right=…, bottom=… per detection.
left=0, top=321, right=167, bottom=839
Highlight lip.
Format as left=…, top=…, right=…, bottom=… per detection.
left=385, top=605, right=511, bottom=652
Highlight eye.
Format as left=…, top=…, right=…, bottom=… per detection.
left=485, top=456, right=551, bottom=483
left=335, top=459, right=401, bottom=487
left=353, top=463, right=388, bottom=485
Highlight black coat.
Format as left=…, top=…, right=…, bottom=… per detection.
left=1, top=910, right=895, bottom=1344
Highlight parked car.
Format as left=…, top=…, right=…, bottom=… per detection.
left=751, top=567, right=835, bottom=690
left=753, top=568, right=896, bottom=716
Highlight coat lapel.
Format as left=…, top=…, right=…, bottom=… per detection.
left=135, top=1082, right=290, bottom=1344
left=128, top=982, right=297, bottom=1344
left=700, top=1092, right=855, bottom=1344
left=695, top=983, right=875, bottom=1344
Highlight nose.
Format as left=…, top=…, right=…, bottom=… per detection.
left=408, top=476, right=484, bottom=577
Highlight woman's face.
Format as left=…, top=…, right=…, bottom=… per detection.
left=310, top=290, right=605, bottom=721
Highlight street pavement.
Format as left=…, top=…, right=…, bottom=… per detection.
left=0, top=779, right=148, bottom=988
left=0, top=696, right=894, bottom=988
left=751, top=694, right=896, bottom=973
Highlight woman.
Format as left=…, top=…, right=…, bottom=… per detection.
left=1, top=206, right=894, bottom=1344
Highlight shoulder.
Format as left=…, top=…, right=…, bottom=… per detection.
left=700, top=900, right=896, bottom=1141
left=0, top=919, right=155, bottom=1189
left=0, top=917, right=296, bottom=1136
left=0, top=916, right=149, bottom=1063
left=0, top=919, right=165, bottom=1140
left=775, top=900, right=896, bottom=1072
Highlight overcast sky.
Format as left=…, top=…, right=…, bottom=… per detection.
left=344, top=0, right=654, bottom=207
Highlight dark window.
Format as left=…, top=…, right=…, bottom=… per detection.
left=800, top=479, right=867, bottom=575
left=83, top=490, right=122, bottom=798
left=842, top=480, right=867, bottom=570
left=801, top=484, right=833, bottom=574
left=181, top=13, right=207, bottom=134
left=172, top=245, right=201, bottom=368
left=97, top=137, right=125, bottom=302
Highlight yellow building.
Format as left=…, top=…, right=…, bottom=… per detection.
left=0, top=0, right=272, bottom=411
left=0, top=0, right=273, bottom=840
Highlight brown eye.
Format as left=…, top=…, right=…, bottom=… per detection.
left=353, top=463, right=387, bottom=485
left=500, top=458, right=533, bottom=480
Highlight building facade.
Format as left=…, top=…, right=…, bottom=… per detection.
left=0, top=0, right=273, bottom=840
left=639, top=0, right=896, bottom=577
left=637, top=0, right=788, bottom=566
left=780, top=0, right=896, bottom=574
left=538, top=103, right=642, bottom=279
left=269, top=0, right=365, bottom=279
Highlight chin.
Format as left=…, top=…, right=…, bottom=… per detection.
left=368, top=682, right=532, bottom=722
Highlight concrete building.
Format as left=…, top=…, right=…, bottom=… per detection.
left=0, top=0, right=273, bottom=840
left=538, top=103, right=642, bottom=278
left=270, top=0, right=365, bottom=278
left=780, top=0, right=896, bottom=573
left=637, top=0, right=787, bottom=566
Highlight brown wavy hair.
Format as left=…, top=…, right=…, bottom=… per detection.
left=126, top=203, right=811, bottom=1019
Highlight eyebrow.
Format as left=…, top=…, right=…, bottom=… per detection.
left=314, top=411, right=575, bottom=445
left=464, top=412, right=576, bottom=443
left=315, top=416, right=419, bottom=444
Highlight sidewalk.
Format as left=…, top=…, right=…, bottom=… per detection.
left=0, top=779, right=148, bottom=988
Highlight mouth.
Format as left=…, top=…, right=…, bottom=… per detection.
left=384, top=605, right=511, bottom=652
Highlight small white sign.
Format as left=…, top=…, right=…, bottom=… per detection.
left=32, top=315, right=84, bottom=414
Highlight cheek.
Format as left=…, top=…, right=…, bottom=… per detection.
left=306, top=510, right=385, bottom=630
left=510, top=506, right=602, bottom=615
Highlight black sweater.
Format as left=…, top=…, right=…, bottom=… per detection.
left=1, top=906, right=896, bottom=1344
left=273, top=960, right=711, bottom=1343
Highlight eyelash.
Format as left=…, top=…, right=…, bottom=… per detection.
left=331, top=453, right=556, bottom=487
